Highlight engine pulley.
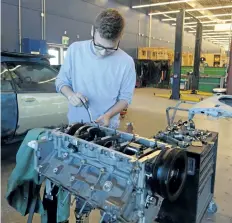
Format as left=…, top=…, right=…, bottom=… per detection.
left=148, top=148, right=187, bottom=202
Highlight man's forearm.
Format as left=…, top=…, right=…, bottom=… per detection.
left=60, top=85, right=75, bottom=98
left=105, top=100, right=128, bottom=118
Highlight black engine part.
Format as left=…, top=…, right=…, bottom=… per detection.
left=147, top=148, right=187, bottom=202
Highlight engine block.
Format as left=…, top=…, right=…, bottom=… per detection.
left=28, top=123, right=187, bottom=223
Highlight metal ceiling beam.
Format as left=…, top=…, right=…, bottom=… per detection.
left=162, top=13, right=232, bottom=22
left=185, top=1, right=216, bottom=21
left=132, top=0, right=194, bottom=9
left=172, top=19, right=232, bottom=25
left=148, top=5, right=232, bottom=15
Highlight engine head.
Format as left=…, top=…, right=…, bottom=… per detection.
left=29, top=123, right=187, bottom=223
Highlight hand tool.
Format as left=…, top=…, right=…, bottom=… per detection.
left=79, top=98, right=95, bottom=124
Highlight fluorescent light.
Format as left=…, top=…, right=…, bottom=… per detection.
left=132, top=0, right=193, bottom=9
left=162, top=17, right=191, bottom=21
left=187, top=5, right=232, bottom=12
left=185, top=22, right=232, bottom=28
left=206, top=38, right=231, bottom=40
left=204, top=24, right=229, bottom=27
left=203, top=31, right=232, bottom=34
left=204, top=35, right=232, bottom=38
left=162, top=13, right=232, bottom=22
left=189, top=30, right=212, bottom=33
left=207, top=38, right=231, bottom=40
left=203, top=34, right=232, bottom=36
left=214, top=42, right=230, bottom=43
left=189, top=30, right=231, bottom=33
left=149, top=10, right=179, bottom=16
left=172, top=19, right=232, bottom=26
left=149, top=4, right=232, bottom=16
left=197, top=13, right=232, bottom=19
left=203, top=32, right=232, bottom=35
left=215, top=23, right=232, bottom=31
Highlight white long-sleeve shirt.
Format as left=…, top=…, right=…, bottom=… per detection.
left=55, top=40, right=136, bottom=128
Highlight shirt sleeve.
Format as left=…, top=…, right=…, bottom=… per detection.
left=55, top=44, right=73, bottom=93
left=118, top=60, right=136, bottom=105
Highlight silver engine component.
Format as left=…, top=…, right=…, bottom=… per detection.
left=29, top=123, right=187, bottom=223
left=155, top=120, right=212, bottom=148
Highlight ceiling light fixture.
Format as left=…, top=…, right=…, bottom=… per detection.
left=189, top=30, right=232, bottom=33
left=162, top=13, right=232, bottom=22
left=203, top=34, right=232, bottom=36
left=132, top=0, right=193, bottom=9
left=185, top=22, right=232, bottom=28
left=172, top=19, right=232, bottom=26
left=205, top=38, right=232, bottom=40
left=204, top=35, right=232, bottom=38
left=215, top=23, right=232, bottom=31
left=213, top=41, right=231, bottom=42
left=207, top=38, right=231, bottom=41
left=149, top=5, right=232, bottom=16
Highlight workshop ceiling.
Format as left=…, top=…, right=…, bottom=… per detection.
left=130, top=0, right=232, bottom=48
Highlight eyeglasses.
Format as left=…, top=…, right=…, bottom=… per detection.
left=92, top=28, right=120, bottom=51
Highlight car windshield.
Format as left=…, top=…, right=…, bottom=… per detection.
left=5, top=62, right=58, bottom=92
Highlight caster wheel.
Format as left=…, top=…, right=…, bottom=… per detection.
left=207, top=200, right=218, bottom=214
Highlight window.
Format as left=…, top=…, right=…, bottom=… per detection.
left=1, top=64, right=14, bottom=91
left=48, top=48, right=59, bottom=65
left=6, top=62, right=58, bottom=93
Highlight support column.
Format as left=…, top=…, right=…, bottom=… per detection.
left=227, top=39, right=232, bottom=94
left=148, top=15, right=152, bottom=47
left=171, top=9, right=185, bottom=100
left=192, top=22, right=203, bottom=91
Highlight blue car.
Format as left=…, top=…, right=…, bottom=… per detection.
left=1, top=52, right=68, bottom=144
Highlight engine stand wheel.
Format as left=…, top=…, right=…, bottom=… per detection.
left=207, top=199, right=218, bottom=214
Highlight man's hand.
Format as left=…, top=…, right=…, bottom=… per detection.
left=68, top=92, right=88, bottom=107
left=95, top=113, right=111, bottom=127
left=60, top=86, right=88, bottom=107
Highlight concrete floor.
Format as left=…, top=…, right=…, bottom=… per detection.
left=1, top=88, right=232, bottom=223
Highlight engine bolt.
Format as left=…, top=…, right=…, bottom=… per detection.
left=138, top=211, right=144, bottom=218
left=70, top=176, right=75, bottom=182
left=63, top=152, right=68, bottom=158
left=81, top=160, right=85, bottom=164
left=89, top=146, right=94, bottom=151
left=103, top=181, right=113, bottom=192
left=53, top=168, right=58, bottom=173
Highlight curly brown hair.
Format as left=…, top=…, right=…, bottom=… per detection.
left=94, top=9, right=125, bottom=41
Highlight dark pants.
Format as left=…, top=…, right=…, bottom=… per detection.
left=43, top=185, right=68, bottom=223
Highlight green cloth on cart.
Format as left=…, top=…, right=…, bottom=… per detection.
left=5, top=128, right=71, bottom=223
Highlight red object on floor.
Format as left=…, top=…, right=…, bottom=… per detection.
left=120, top=109, right=127, bottom=118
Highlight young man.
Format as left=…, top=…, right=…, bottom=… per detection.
left=56, top=8, right=136, bottom=129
